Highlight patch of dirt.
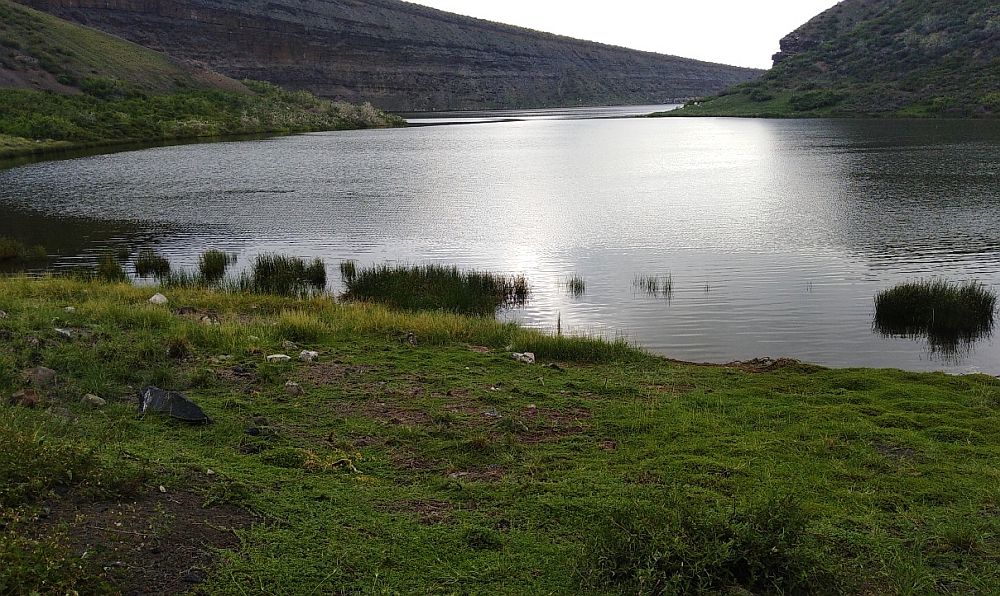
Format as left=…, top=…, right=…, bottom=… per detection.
left=336, top=399, right=433, bottom=426
left=447, top=466, right=505, bottom=483
left=380, top=499, right=476, bottom=525
left=35, top=489, right=253, bottom=595
left=723, top=357, right=814, bottom=373
left=874, top=442, right=918, bottom=462
left=298, top=362, right=371, bottom=386
left=517, top=406, right=592, bottom=443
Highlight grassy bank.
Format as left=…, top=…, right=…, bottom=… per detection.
left=2, top=277, right=999, bottom=593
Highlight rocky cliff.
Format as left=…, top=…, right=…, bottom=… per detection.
left=14, top=0, right=762, bottom=111
left=669, top=0, right=999, bottom=118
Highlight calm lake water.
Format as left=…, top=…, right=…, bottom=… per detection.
left=2, top=107, right=999, bottom=373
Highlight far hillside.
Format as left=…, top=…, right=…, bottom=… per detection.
left=0, top=0, right=402, bottom=159
left=666, top=0, right=999, bottom=118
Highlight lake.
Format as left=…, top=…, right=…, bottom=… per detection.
left=2, top=107, right=999, bottom=373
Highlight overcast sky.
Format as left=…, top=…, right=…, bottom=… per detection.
left=409, top=1, right=841, bottom=69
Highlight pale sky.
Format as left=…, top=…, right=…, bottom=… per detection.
left=410, top=1, right=842, bottom=69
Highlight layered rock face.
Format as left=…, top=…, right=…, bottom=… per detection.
left=15, top=0, right=762, bottom=111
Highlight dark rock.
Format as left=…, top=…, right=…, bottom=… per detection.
left=24, top=366, right=57, bottom=388
left=138, top=386, right=211, bottom=424
left=181, top=568, right=208, bottom=584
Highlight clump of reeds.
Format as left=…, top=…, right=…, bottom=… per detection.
left=339, top=260, right=358, bottom=282
left=228, top=253, right=326, bottom=297
left=343, top=263, right=530, bottom=316
left=565, top=275, right=586, bottom=297
left=96, top=253, right=127, bottom=282
left=874, top=279, right=996, bottom=348
left=0, top=236, right=46, bottom=263
left=134, top=249, right=171, bottom=278
left=633, top=273, right=673, bottom=299
left=198, top=250, right=237, bottom=282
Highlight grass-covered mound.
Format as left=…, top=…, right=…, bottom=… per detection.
left=875, top=280, right=996, bottom=350
left=0, top=0, right=403, bottom=158
left=1, top=276, right=999, bottom=593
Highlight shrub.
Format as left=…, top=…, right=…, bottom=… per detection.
left=580, top=494, right=835, bottom=594
left=789, top=91, right=843, bottom=112
left=0, top=236, right=45, bottom=263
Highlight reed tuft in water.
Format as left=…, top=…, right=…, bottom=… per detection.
left=228, top=253, right=327, bottom=297
left=874, top=279, right=997, bottom=349
left=96, top=253, right=127, bottom=282
left=565, top=275, right=587, bottom=297
left=134, top=250, right=171, bottom=278
left=344, top=263, right=529, bottom=316
left=339, top=260, right=358, bottom=282
left=0, top=236, right=46, bottom=263
left=198, top=250, right=237, bottom=282
left=634, top=273, right=673, bottom=299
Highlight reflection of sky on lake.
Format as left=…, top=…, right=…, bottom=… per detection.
left=2, top=115, right=998, bottom=373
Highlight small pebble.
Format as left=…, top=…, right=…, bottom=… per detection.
left=285, top=381, right=304, bottom=396
left=158, top=485, right=167, bottom=493
left=64, top=306, right=76, bottom=313
left=266, top=354, right=292, bottom=363
left=82, top=394, right=106, bottom=408
left=149, top=293, right=169, bottom=305
left=299, top=350, right=319, bottom=362
left=54, top=327, right=72, bottom=339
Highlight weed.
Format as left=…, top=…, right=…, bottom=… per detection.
left=96, top=253, right=127, bottom=282
left=874, top=280, right=996, bottom=349
left=339, top=260, right=358, bottom=282
left=566, top=275, right=586, bottom=297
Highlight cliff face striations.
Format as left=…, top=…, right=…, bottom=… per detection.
left=14, top=0, right=762, bottom=111
left=672, top=0, right=999, bottom=118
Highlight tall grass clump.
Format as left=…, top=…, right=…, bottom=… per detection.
left=0, top=236, right=46, bottom=263
left=198, top=250, right=237, bottom=282
left=565, top=275, right=586, bottom=297
left=134, top=249, right=171, bottom=278
left=95, top=253, right=127, bottom=282
left=344, top=264, right=529, bottom=316
left=580, top=494, right=835, bottom=594
left=230, top=253, right=326, bottom=297
left=874, top=280, right=996, bottom=348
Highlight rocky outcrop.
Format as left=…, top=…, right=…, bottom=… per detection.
left=15, top=0, right=762, bottom=111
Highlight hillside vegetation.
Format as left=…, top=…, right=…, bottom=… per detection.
left=666, top=0, right=999, bottom=118
left=0, top=0, right=402, bottom=159
left=15, top=0, right=761, bottom=111
left=1, top=276, right=999, bottom=593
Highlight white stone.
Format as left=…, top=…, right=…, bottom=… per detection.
left=285, top=381, right=304, bottom=396
left=149, top=293, right=168, bottom=305
left=299, top=350, right=319, bottom=362
left=54, top=328, right=73, bottom=339
left=64, top=306, right=76, bottom=313
left=511, top=352, right=536, bottom=364
left=266, top=354, right=292, bottom=363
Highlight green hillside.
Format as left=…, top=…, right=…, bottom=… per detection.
left=0, top=0, right=402, bottom=159
left=665, top=0, right=999, bottom=118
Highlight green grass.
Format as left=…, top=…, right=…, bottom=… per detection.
left=198, top=249, right=236, bottom=283
left=875, top=280, right=997, bottom=350
left=95, top=253, right=126, bottom=282
left=133, top=249, right=171, bottom=278
left=339, top=260, right=358, bottom=282
left=344, top=263, right=530, bottom=316
left=633, top=273, right=673, bottom=299
left=1, top=276, right=1000, bottom=593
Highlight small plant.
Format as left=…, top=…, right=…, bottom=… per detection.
left=565, top=275, right=586, bottom=297
left=198, top=250, right=236, bottom=282
left=134, top=249, right=171, bottom=278
left=874, top=279, right=996, bottom=350
left=304, top=258, right=327, bottom=289
left=96, top=253, right=127, bottom=282
left=229, top=253, right=327, bottom=297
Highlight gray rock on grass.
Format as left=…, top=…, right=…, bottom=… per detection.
left=82, top=394, right=107, bottom=407
left=139, top=386, right=211, bottom=424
